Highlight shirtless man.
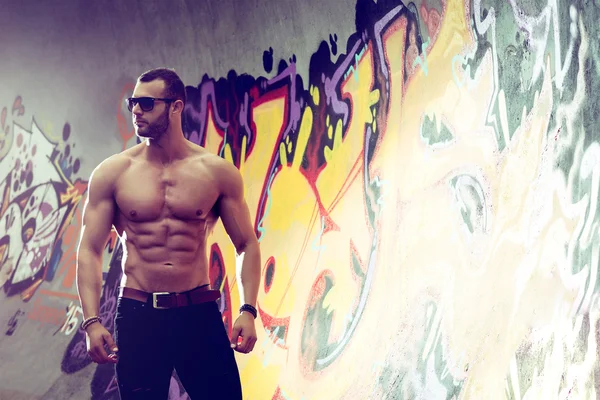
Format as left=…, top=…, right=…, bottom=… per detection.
left=75, top=68, right=260, bottom=399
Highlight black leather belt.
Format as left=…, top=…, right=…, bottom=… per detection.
left=119, top=285, right=221, bottom=309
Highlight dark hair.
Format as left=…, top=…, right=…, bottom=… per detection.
left=138, top=68, right=186, bottom=105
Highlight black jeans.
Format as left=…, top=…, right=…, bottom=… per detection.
left=113, top=296, right=242, bottom=399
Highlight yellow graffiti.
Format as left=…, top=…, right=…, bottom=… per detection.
left=200, top=47, right=385, bottom=398
left=197, top=0, right=590, bottom=397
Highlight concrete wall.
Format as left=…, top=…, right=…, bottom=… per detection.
left=0, top=0, right=599, bottom=398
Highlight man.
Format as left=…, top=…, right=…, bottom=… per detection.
left=75, top=68, right=261, bottom=399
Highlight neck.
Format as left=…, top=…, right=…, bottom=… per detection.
left=144, top=126, right=188, bottom=164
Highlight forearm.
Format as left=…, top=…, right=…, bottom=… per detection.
left=237, top=240, right=261, bottom=308
left=76, top=248, right=104, bottom=320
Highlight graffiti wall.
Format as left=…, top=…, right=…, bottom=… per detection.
left=1, top=0, right=600, bottom=398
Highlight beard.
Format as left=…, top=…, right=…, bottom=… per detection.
left=135, top=107, right=170, bottom=141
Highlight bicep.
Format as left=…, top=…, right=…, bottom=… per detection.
left=218, top=170, right=257, bottom=252
left=78, top=172, right=115, bottom=256
left=80, top=198, right=114, bottom=254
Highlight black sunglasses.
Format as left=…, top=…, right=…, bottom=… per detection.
left=126, top=97, right=176, bottom=112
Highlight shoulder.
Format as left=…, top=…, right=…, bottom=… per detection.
left=194, top=150, right=243, bottom=197
left=88, top=150, right=133, bottom=195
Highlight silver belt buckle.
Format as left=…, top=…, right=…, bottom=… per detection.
left=152, top=292, right=170, bottom=309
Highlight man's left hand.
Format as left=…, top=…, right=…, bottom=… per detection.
left=230, top=312, right=257, bottom=353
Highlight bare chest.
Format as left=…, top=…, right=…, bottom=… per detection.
left=114, top=162, right=220, bottom=222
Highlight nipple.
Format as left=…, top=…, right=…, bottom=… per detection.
left=196, top=209, right=203, bottom=216
left=130, top=210, right=137, bottom=218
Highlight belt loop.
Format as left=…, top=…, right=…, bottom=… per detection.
left=186, top=291, right=192, bottom=306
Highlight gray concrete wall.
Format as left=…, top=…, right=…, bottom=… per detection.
left=0, top=0, right=599, bottom=398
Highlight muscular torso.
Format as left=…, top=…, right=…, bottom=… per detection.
left=111, top=145, right=221, bottom=292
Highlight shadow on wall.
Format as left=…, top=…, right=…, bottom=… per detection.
left=1, top=0, right=600, bottom=398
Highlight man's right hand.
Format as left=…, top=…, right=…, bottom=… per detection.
left=85, top=323, right=118, bottom=364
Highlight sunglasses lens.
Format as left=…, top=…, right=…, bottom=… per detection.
left=139, top=98, right=154, bottom=111
left=126, top=98, right=155, bottom=112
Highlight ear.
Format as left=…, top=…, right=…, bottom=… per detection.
left=172, top=99, right=185, bottom=114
